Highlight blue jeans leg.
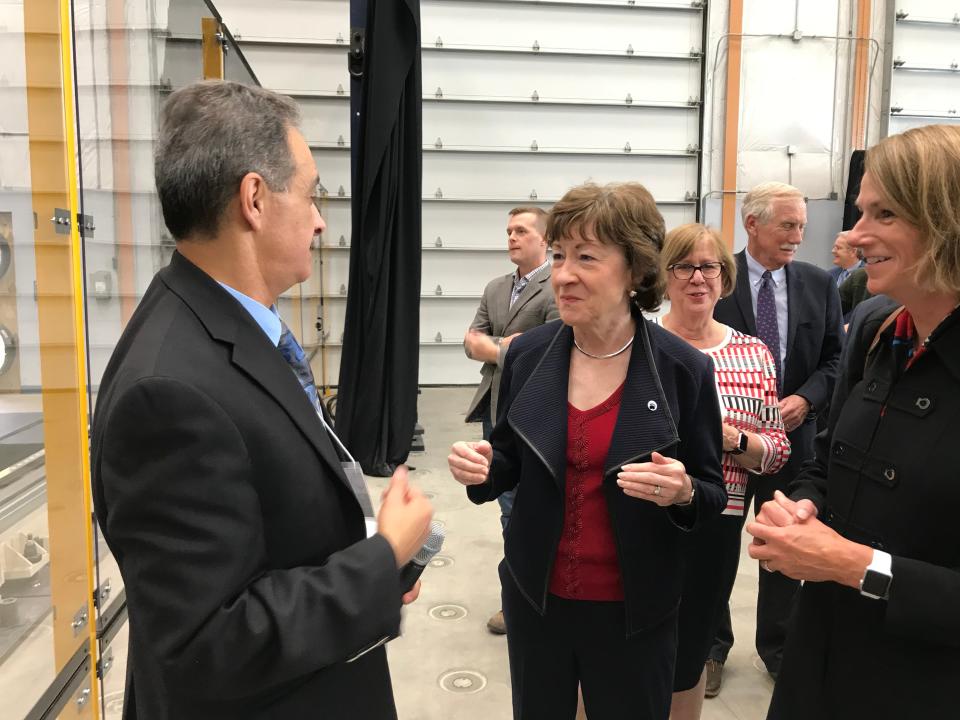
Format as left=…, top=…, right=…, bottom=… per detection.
left=482, top=409, right=514, bottom=534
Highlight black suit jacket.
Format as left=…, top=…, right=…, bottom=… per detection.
left=467, top=318, right=726, bottom=635
left=713, top=251, right=843, bottom=473
left=771, top=299, right=960, bottom=718
left=91, top=252, right=403, bottom=719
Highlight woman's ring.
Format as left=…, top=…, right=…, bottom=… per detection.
left=654, top=484, right=661, bottom=496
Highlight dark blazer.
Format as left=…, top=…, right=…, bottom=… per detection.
left=714, top=251, right=843, bottom=471
left=465, top=268, right=559, bottom=423
left=91, top=252, right=403, bottom=720
left=771, top=299, right=960, bottom=719
left=838, top=267, right=873, bottom=321
left=467, top=317, right=726, bottom=635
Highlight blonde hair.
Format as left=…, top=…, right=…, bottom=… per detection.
left=865, top=124, right=960, bottom=294
left=662, top=224, right=737, bottom=298
left=547, top=182, right=665, bottom=312
left=740, top=182, right=805, bottom=226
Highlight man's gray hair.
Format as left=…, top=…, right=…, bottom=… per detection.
left=740, top=182, right=805, bottom=226
left=154, top=80, right=302, bottom=240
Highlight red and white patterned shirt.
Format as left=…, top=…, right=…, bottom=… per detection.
left=654, top=321, right=791, bottom=515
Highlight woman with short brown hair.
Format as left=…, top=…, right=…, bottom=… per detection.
left=449, top=183, right=726, bottom=719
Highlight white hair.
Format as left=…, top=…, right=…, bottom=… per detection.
left=740, top=182, right=805, bottom=226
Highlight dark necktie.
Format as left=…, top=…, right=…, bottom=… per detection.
left=278, top=321, right=374, bottom=516
left=278, top=321, right=321, bottom=413
left=756, top=271, right=783, bottom=396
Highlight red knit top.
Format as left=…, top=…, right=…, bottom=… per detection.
left=548, top=382, right=625, bottom=601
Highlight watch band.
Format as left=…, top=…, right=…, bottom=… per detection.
left=738, top=431, right=749, bottom=454
left=860, top=550, right=893, bottom=600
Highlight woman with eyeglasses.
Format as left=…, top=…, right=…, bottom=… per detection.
left=653, top=224, right=791, bottom=720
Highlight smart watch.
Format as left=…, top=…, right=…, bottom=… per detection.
left=730, top=431, right=748, bottom=455
left=859, top=550, right=893, bottom=600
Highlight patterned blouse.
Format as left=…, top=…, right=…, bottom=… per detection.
left=653, top=320, right=791, bottom=515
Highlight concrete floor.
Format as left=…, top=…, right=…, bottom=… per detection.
left=376, top=387, right=775, bottom=720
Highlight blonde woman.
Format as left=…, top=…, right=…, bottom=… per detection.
left=749, top=125, right=960, bottom=719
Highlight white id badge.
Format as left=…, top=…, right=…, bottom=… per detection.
left=341, top=459, right=377, bottom=537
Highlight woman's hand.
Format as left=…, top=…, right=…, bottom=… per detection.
left=746, top=514, right=872, bottom=589
left=721, top=422, right=741, bottom=453
left=448, top=440, right=492, bottom=486
left=617, top=451, right=693, bottom=507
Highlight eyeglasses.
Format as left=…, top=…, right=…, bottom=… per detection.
left=667, top=262, right=724, bottom=280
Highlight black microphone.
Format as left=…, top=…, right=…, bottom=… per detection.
left=399, top=521, right=445, bottom=593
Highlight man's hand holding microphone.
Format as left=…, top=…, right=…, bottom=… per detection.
left=377, top=465, right=435, bottom=604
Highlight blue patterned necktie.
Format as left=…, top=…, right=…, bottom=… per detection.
left=278, top=321, right=375, bottom=517
left=756, top=271, right=783, bottom=397
left=278, top=321, right=321, bottom=413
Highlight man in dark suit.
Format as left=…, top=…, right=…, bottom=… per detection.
left=828, top=230, right=864, bottom=288
left=463, top=207, right=558, bottom=634
left=90, top=81, right=433, bottom=719
left=705, top=182, right=843, bottom=695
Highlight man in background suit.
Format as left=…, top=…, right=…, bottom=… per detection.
left=463, top=207, right=559, bottom=633
left=91, top=81, right=433, bottom=719
left=829, top=230, right=864, bottom=288
left=705, top=182, right=843, bottom=695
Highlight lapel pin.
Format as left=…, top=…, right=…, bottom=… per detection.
left=647, top=400, right=658, bottom=411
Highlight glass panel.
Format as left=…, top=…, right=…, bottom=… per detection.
left=72, top=0, right=169, bottom=632
left=56, top=665, right=95, bottom=719
left=98, top=621, right=128, bottom=719
left=0, top=0, right=96, bottom=716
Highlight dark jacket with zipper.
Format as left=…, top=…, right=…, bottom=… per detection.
left=770, top=298, right=960, bottom=719
left=467, top=317, right=726, bottom=635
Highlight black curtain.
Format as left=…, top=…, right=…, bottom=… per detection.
left=335, top=0, right=422, bottom=476
left=842, top=150, right=866, bottom=230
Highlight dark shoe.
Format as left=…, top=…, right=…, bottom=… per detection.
left=704, top=659, right=723, bottom=698
left=487, top=609, right=507, bottom=635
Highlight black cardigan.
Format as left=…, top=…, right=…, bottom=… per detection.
left=467, top=317, right=726, bottom=636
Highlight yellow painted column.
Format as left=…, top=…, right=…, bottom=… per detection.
left=23, top=0, right=99, bottom=715
left=851, top=0, right=872, bottom=149
left=721, top=0, right=744, bottom=250
left=202, top=17, right=225, bottom=80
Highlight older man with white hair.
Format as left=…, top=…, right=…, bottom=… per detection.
left=704, top=182, right=843, bottom=696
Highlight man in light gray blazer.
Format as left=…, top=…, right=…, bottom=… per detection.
left=463, top=206, right=559, bottom=634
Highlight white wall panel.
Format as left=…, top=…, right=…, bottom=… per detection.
left=299, top=98, right=353, bottom=141
left=423, top=153, right=696, bottom=199
left=423, top=103, right=698, bottom=150
left=885, top=3, right=960, bottom=133
left=311, top=148, right=352, bottom=193
left=243, top=45, right=348, bottom=92
left=424, top=52, right=700, bottom=103
left=421, top=0, right=701, bottom=54
left=226, top=0, right=348, bottom=41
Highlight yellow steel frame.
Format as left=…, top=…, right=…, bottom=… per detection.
left=55, top=0, right=101, bottom=708
left=23, top=0, right=99, bottom=715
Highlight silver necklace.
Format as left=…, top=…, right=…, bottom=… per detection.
left=573, top=334, right=634, bottom=359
